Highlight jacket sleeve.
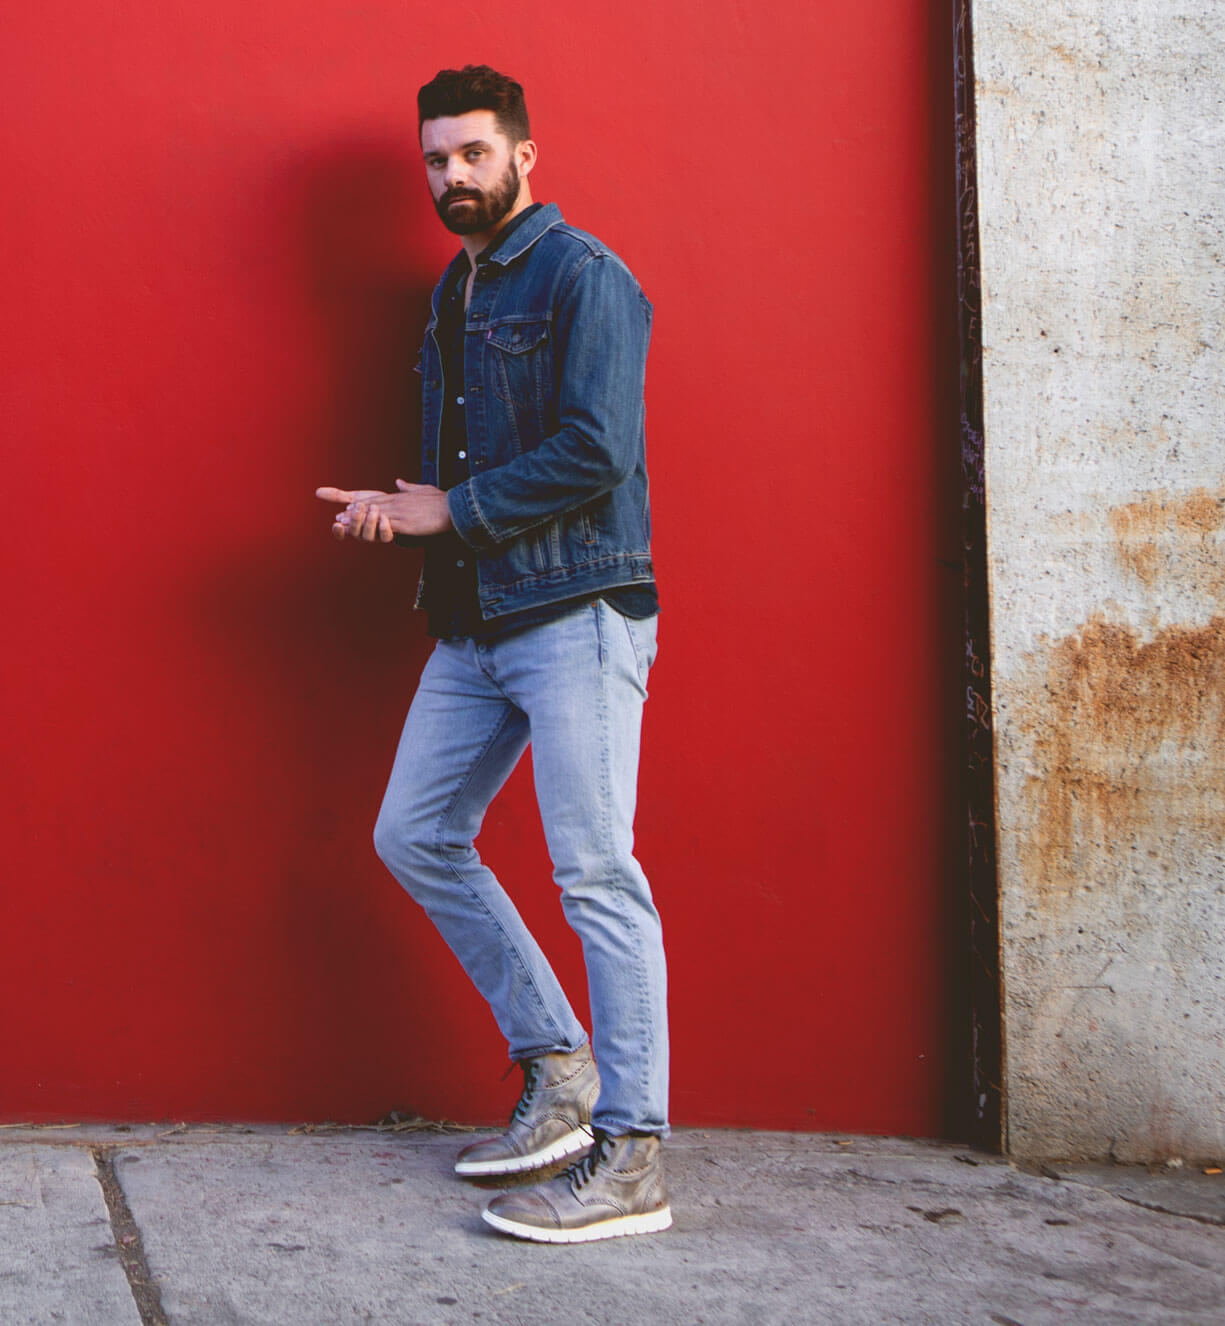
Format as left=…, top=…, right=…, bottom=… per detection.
left=446, top=252, right=651, bottom=551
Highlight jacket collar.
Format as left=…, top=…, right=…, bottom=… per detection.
left=435, top=202, right=564, bottom=306
left=480, top=201, right=563, bottom=267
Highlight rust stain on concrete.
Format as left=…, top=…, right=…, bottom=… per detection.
left=1046, top=41, right=1093, bottom=71
left=1009, top=616, right=1225, bottom=904
left=1107, top=487, right=1225, bottom=594
left=975, top=77, right=1018, bottom=100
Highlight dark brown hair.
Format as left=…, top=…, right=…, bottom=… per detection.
left=417, top=65, right=530, bottom=143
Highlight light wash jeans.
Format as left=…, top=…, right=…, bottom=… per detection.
left=373, top=600, right=668, bottom=1136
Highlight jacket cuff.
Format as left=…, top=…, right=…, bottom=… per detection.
left=447, top=482, right=499, bottom=551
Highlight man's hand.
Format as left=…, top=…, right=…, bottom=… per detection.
left=316, top=487, right=395, bottom=542
left=362, top=480, right=454, bottom=537
left=316, top=482, right=454, bottom=542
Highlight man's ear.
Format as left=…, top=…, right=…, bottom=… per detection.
left=516, top=138, right=538, bottom=178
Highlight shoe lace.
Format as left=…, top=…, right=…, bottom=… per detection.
left=509, top=1058, right=540, bottom=1124
left=566, top=1128, right=614, bottom=1190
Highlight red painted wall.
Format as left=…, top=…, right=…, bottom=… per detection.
left=3, top=2, right=966, bottom=1134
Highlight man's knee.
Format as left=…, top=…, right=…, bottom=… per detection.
left=373, top=806, right=434, bottom=882
left=373, top=805, right=477, bottom=899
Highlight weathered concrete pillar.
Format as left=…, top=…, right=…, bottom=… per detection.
left=972, top=1, right=1225, bottom=1160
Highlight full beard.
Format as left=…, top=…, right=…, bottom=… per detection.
left=436, top=160, right=522, bottom=236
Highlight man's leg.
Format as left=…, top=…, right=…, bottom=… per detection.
left=373, top=637, right=589, bottom=1063
left=482, top=601, right=669, bottom=1135
left=478, top=601, right=671, bottom=1242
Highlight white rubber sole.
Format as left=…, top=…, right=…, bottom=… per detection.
left=454, top=1126, right=593, bottom=1177
left=481, top=1204, right=673, bottom=1244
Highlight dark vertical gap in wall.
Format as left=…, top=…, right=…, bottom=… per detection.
left=953, top=0, right=1003, bottom=1150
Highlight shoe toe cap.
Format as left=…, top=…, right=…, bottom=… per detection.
left=456, top=1138, right=504, bottom=1166
left=485, top=1189, right=561, bottom=1228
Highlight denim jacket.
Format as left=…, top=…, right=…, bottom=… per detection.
left=417, top=203, right=655, bottom=622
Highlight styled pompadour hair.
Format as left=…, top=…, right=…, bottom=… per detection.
left=417, top=65, right=531, bottom=144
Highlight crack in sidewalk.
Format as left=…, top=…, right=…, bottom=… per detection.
left=92, top=1147, right=168, bottom=1325
left=1048, top=1172, right=1225, bottom=1229
left=1104, top=1192, right=1225, bottom=1229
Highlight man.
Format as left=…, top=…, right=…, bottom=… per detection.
left=316, top=65, right=669, bottom=1244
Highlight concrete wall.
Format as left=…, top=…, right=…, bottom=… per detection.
left=973, top=1, right=1225, bottom=1161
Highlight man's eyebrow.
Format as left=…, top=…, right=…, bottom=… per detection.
left=424, top=139, right=494, bottom=158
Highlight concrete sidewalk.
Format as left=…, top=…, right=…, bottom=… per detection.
left=1, top=1124, right=1221, bottom=1325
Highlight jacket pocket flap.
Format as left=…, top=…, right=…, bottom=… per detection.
left=486, top=322, right=549, bottom=354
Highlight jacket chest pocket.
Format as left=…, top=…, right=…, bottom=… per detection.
left=486, top=321, right=552, bottom=411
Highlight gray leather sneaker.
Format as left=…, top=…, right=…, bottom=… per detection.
left=454, top=1045, right=599, bottom=1178
left=481, top=1129, right=672, bottom=1243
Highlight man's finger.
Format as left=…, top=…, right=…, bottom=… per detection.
left=316, top=486, right=354, bottom=504
left=357, top=504, right=380, bottom=542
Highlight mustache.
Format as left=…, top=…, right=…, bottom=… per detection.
left=441, top=187, right=483, bottom=207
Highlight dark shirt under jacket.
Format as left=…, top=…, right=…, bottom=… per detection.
left=422, top=203, right=658, bottom=640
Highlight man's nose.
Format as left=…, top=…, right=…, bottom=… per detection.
left=443, top=157, right=468, bottom=189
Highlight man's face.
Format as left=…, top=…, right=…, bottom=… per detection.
left=421, top=110, right=531, bottom=237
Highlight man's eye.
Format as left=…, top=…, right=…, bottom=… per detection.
left=466, top=151, right=483, bottom=161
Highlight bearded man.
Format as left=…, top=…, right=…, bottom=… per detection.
left=316, top=64, right=669, bottom=1243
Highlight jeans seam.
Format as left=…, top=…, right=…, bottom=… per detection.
left=621, top=608, right=643, bottom=676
